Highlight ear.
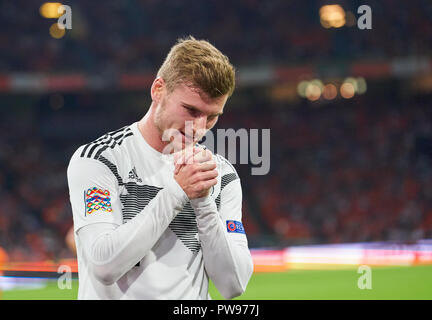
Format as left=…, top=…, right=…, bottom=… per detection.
left=151, top=77, right=165, bottom=102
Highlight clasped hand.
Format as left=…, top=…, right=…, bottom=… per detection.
left=173, top=146, right=218, bottom=199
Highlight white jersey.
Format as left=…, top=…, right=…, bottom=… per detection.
left=67, top=122, right=253, bottom=300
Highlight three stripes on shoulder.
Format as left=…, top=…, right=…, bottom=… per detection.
left=80, top=126, right=133, bottom=160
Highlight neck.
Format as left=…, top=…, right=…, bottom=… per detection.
left=137, top=105, right=167, bottom=154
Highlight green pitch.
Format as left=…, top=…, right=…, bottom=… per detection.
left=2, top=265, right=432, bottom=300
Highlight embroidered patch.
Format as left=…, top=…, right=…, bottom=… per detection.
left=226, top=220, right=245, bottom=234
left=84, top=187, right=112, bottom=216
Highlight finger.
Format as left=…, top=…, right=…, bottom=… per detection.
left=173, top=148, right=193, bottom=176
left=174, top=162, right=181, bottom=175
left=183, top=161, right=216, bottom=175
left=174, top=145, right=194, bottom=165
left=179, top=146, right=208, bottom=167
left=184, top=147, right=202, bottom=165
left=196, top=178, right=218, bottom=191
left=174, top=155, right=196, bottom=175
left=176, top=146, right=199, bottom=166
left=193, top=148, right=213, bottom=164
left=197, top=161, right=217, bottom=172
left=191, top=169, right=218, bottom=184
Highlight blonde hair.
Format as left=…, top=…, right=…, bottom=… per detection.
left=157, top=36, right=236, bottom=99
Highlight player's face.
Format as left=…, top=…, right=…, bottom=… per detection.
left=154, top=81, right=227, bottom=151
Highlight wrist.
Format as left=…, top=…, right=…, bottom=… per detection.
left=166, top=178, right=189, bottom=206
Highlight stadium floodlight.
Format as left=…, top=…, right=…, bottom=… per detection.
left=39, top=2, right=64, bottom=18
left=319, top=4, right=346, bottom=29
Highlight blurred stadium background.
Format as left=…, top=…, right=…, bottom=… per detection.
left=1, top=0, right=432, bottom=299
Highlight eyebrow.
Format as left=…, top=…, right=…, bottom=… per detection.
left=181, top=102, right=223, bottom=117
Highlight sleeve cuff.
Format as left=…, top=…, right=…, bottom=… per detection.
left=190, top=196, right=214, bottom=209
left=166, top=179, right=189, bottom=205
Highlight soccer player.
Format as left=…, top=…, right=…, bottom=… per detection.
left=67, top=36, right=253, bottom=300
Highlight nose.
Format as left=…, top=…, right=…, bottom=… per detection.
left=194, top=114, right=207, bottom=131
left=191, top=115, right=208, bottom=140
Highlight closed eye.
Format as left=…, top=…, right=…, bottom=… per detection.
left=182, top=104, right=222, bottom=121
left=207, top=114, right=218, bottom=121
left=183, top=105, right=199, bottom=116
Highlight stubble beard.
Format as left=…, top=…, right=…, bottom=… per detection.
left=154, top=98, right=166, bottom=136
left=154, top=98, right=184, bottom=154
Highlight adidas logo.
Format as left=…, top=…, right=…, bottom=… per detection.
left=128, top=167, right=142, bottom=183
